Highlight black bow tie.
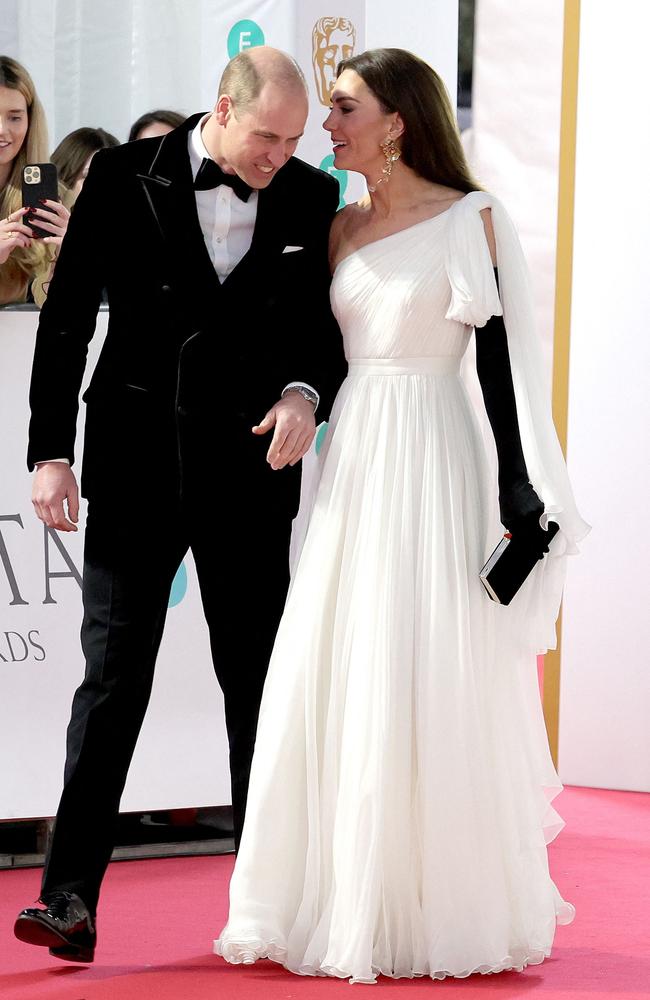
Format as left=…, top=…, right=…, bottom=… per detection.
left=194, top=157, right=252, bottom=202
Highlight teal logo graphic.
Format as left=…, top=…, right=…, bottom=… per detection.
left=228, top=20, right=265, bottom=58
left=168, top=561, right=188, bottom=608
left=319, top=154, right=348, bottom=209
left=315, top=422, right=328, bottom=454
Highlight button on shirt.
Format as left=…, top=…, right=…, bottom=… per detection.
left=189, top=114, right=258, bottom=281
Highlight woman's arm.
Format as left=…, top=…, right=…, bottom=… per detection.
left=475, top=209, right=548, bottom=550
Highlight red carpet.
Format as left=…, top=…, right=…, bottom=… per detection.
left=1, top=786, right=648, bottom=999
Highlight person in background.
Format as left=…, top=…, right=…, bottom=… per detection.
left=0, top=55, right=69, bottom=307
left=128, top=108, right=185, bottom=141
left=51, top=127, right=120, bottom=200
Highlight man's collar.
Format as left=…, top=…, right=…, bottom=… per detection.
left=189, top=113, right=213, bottom=180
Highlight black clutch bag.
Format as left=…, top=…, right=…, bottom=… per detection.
left=479, top=521, right=560, bottom=605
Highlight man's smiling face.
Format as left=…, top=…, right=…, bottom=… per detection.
left=216, top=82, right=308, bottom=189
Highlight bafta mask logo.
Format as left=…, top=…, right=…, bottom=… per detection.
left=312, top=17, right=356, bottom=106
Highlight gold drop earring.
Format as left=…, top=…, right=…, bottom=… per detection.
left=368, top=133, right=401, bottom=192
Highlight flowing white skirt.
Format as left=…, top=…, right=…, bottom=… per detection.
left=215, top=364, right=574, bottom=984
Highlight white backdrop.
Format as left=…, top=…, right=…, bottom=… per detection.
left=558, top=1, right=650, bottom=792
left=463, top=0, right=564, bottom=378
left=467, top=2, right=650, bottom=793
left=0, top=1, right=459, bottom=820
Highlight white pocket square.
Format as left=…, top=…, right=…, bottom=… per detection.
left=283, top=245, right=304, bottom=253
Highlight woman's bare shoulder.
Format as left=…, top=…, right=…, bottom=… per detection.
left=329, top=202, right=366, bottom=272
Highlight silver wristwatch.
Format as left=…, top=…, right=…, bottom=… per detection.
left=281, top=385, right=318, bottom=409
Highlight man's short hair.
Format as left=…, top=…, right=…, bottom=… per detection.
left=218, top=50, right=306, bottom=116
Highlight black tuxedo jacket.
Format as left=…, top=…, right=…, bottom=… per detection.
left=27, top=113, right=347, bottom=513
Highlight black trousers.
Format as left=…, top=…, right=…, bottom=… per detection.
left=41, top=494, right=292, bottom=915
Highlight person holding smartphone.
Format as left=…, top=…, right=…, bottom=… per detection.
left=0, top=55, right=70, bottom=306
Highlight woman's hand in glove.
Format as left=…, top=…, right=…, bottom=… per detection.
left=499, top=479, right=550, bottom=556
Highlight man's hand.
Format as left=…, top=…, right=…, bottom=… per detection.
left=32, top=463, right=80, bottom=532
left=252, top=392, right=316, bottom=469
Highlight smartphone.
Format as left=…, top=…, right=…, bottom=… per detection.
left=22, top=163, right=59, bottom=238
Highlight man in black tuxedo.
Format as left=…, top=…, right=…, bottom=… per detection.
left=15, top=47, right=346, bottom=962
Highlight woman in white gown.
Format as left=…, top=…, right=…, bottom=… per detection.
left=215, top=48, right=588, bottom=983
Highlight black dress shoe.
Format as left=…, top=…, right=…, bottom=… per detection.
left=14, top=891, right=96, bottom=963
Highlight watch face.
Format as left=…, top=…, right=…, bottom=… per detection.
left=291, top=387, right=315, bottom=401
left=283, top=386, right=317, bottom=408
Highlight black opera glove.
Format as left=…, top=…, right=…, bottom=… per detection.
left=499, top=480, right=550, bottom=556
left=475, top=269, right=549, bottom=558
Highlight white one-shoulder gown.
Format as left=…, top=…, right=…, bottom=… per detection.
left=214, top=192, right=588, bottom=983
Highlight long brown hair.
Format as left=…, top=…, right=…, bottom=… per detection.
left=51, top=127, right=120, bottom=190
left=0, top=56, right=49, bottom=287
left=337, top=48, right=481, bottom=194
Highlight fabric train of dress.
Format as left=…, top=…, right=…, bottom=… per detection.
left=214, top=192, right=588, bottom=983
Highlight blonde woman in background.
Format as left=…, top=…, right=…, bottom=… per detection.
left=0, top=56, right=70, bottom=307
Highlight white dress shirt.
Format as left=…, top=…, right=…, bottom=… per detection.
left=189, top=114, right=258, bottom=281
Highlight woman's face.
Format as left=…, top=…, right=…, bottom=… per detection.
left=322, top=69, right=399, bottom=176
left=0, top=86, right=29, bottom=177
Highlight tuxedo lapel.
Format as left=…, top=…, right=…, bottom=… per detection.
left=136, top=114, right=221, bottom=303
left=136, top=115, right=293, bottom=304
